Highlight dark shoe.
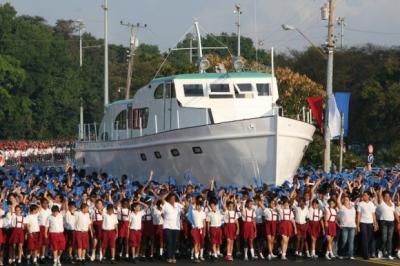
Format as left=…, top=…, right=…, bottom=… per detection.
left=110, top=260, right=117, bottom=264
left=132, top=258, right=136, bottom=264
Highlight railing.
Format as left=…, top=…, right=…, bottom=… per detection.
left=274, top=105, right=314, bottom=124
left=4, top=149, right=75, bottom=167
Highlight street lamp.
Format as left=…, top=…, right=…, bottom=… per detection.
left=281, top=24, right=326, bottom=59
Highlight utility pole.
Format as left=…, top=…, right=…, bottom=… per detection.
left=120, top=21, right=147, bottom=100
left=337, top=17, right=345, bottom=49
left=323, top=0, right=336, bottom=173
left=339, top=112, right=344, bottom=172
left=80, top=97, right=84, bottom=140
left=102, top=0, right=109, bottom=106
left=74, top=20, right=84, bottom=67
left=234, top=4, right=242, bottom=57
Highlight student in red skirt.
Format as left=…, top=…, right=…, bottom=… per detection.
left=278, top=199, right=297, bottom=261
left=254, top=196, right=265, bottom=259
left=62, top=201, right=76, bottom=263
left=117, top=199, right=130, bottom=260
left=9, top=205, right=25, bottom=265
left=74, top=203, right=93, bottom=263
left=45, top=205, right=66, bottom=266
left=128, top=200, right=148, bottom=263
left=0, top=204, right=5, bottom=266
left=242, top=199, right=257, bottom=261
left=90, top=200, right=104, bottom=261
left=324, top=199, right=337, bottom=260
left=222, top=198, right=239, bottom=261
left=263, top=199, right=278, bottom=260
left=191, top=199, right=206, bottom=263
left=102, top=204, right=118, bottom=264
left=308, top=199, right=324, bottom=259
left=151, top=200, right=164, bottom=258
left=294, top=199, right=309, bottom=257
left=24, top=204, right=40, bottom=266
left=141, top=203, right=154, bottom=260
left=38, top=198, right=51, bottom=262
left=206, top=199, right=223, bottom=260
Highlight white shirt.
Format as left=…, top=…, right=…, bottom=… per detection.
left=143, top=208, right=152, bottom=221
left=279, top=209, right=294, bottom=221
left=91, top=208, right=103, bottom=222
left=263, top=208, right=278, bottom=221
left=242, top=208, right=256, bottom=222
left=326, top=207, right=338, bottom=222
left=102, top=213, right=118, bottom=230
left=377, top=201, right=395, bottom=222
left=192, top=209, right=206, bottom=229
left=339, top=206, right=356, bottom=228
left=224, top=210, right=238, bottom=224
left=129, top=210, right=145, bottom=230
left=24, top=213, right=40, bottom=233
left=38, top=208, right=51, bottom=226
left=63, top=211, right=76, bottom=230
left=294, top=207, right=308, bottom=224
left=151, top=207, right=164, bottom=225
left=46, top=214, right=64, bottom=233
left=308, top=208, right=323, bottom=221
left=118, top=208, right=130, bottom=222
left=206, top=210, right=223, bottom=227
left=162, top=202, right=182, bottom=230
left=75, top=211, right=91, bottom=232
left=358, top=201, right=376, bottom=224
left=9, top=214, right=24, bottom=228
left=255, top=207, right=264, bottom=224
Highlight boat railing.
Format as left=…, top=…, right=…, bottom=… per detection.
left=277, top=105, right=314, bottom=124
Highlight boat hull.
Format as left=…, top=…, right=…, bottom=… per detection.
left=75, top=115, right=315, bottom=186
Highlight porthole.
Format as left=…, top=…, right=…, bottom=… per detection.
left=192, top=147, right=203, bottom=154
left=154, top=151, right=162, bottom=159
left=171, top=149, right=180, bottom=157
left=140, top=153, right=147, bottom=161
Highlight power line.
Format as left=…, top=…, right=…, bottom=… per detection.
left=347, top=27, right=400, bottom=35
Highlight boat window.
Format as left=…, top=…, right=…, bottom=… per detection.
left=192, top=147, right=203, bottom=154
left=209, top=94, right=234, bottom=99
left=154, top=84, right=164, bottom=99
left=184, top=84, right=204, bottom=96
left=165, top=83, right=176, bottom=98
left=114, top=110, right=127, bottom=130
left=237, top=83, right=253, bottom=92
left=154, top=151, right=162, bottom=159
left=128, top=107, right=149, bottom=129
left=140, top=153, right=147, bottom=161
left=256, top=83, right=271, bottom=96
left=210, top=84, right=230, bottom=93
left=171, top=149, right=180, bottom=157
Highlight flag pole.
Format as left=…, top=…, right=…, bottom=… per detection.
left=339, top=112, right=344, bottom=172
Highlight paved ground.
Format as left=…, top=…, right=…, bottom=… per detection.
left=90, top=257, right=400, bottom=266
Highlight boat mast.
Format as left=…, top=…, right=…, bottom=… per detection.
left=194, top=20, right=205, bottom=73
left=103, top=0, right=109, bottom=106
left=234, top=4, right=242, bottom=58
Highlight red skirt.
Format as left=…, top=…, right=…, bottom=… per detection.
left=129, top=229, right=142, bottom=248
left=265, top=221, right=277, bottom=236
left=326, top=222, right=337, bottom=237
left=191, top=228, right=204, bottom=245
left=102, top=230, right=116, bottom=250
left=182, top=219, right=191, bottom=239
left=75, top=231, right=89, bottom=249
left=49, top=232, right=66, bottom=251
left=142, top=220, right=154, bottom=237
left=27, top=232, right=40, bottom=251
left=397, top=221, right=400, bottom=237
left=0, top=229, right=4, bottom=245
left=224, top=223, right=237, bottom=240
left=64, top=229, right=75, bottom=248
left=39, top=225, right=48, bottom=246
left=154, top=224, right=163, bottom=242
left=209, top=227, right=222, bottom=245
left=242, top=221, right=256, bottom=240
left=296, top=223, right=308, bottom=238
left=118, top=221, right=129, bottom=238
left=93, top=221, right=103, bottom=240
left=279, top=220, right=293, bottom=237
left=308, top=221, right=322, bottom=238
left=9, top=228, right=25, bottom=244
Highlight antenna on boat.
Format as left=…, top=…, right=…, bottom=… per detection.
left=102, top=0, right=109, bottom=106
left=194, top=20, right=210, bottom=73
left=120, top=21, right=147, bottom=99
left=233, top=4, right=244, bottom=72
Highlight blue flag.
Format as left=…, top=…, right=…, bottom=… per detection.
left=186, top=204, right=195, bottom=227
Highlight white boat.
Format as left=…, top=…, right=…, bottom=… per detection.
left=75, top=16, right=315, bottom=186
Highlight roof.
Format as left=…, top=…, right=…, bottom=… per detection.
left=153, top=72, right=272, bottom=82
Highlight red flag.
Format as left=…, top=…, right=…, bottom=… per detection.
left=307, top=96, right=324, bottom=129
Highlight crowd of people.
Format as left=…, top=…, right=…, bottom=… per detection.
left=0, top=141, right=74, bottom=165
left=0, top=164, right=398, bottom=266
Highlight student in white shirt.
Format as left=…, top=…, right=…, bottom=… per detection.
left=377, top=188, right=397, bottom=259
left=294, top=199, right=309, bottom=257
left=128, top=201, right=148, bottom=263
left=45, top=206, right=65, bottom=266
left=9, top=205, right=25, bottom=265
left=190, top=199, right=206, bottom=263
left=90, top=200, right=104, bottom=262
left=38, top=198, right=51, bottom=262
left=337, top=188, right=356, bottom=260
left=357, top=191, right=378, bottom=260
left=62, top=202, right=76, bottom=262
left=152, top=200, right=164, bottom=258
left=101, top=204, right=118, bottom=264
left=74, top=203, right=93, bottom=263
left=24, top=204, right=40, bottom=266
left=206, top=199, right=223, bottom=260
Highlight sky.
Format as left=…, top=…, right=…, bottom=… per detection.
left=5, top=0, right=400, bottom=53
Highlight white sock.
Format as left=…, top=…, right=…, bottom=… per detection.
left=200, top=249, right=204, bottom=258
left=195, top=253, right=199, bottom=259
left=160, top=248, right=163, bottom=255
left=244, top=248, right=248, bottom=257
left=250, top=248, right=255, bottom=257
left=312, top=250, right=315, bottom=256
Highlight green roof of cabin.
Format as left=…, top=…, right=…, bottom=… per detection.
left=153, top=72, right=272, bottom=82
